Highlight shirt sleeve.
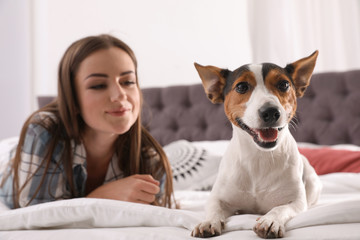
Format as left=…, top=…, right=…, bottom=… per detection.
left=157, top=172, right=166, bottom=201
left=142, top=146, right=167, bottom=203
left=17, top=122, right=65, bottom=207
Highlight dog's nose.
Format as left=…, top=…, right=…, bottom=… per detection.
left=258, top=106, right=281, bottom=124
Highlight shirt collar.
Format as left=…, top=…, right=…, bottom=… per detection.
left=71, top=141, right=124, bottom=184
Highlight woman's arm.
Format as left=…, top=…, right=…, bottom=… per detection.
left=86, top=174, right=160, bottom=204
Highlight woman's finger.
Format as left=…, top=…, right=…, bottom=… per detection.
left=133, top=174, right=160, bottom=186
left=134, top=190, right=156, bottom=203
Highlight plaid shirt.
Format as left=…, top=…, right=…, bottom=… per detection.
left=0, top=112, right=164, bottom=209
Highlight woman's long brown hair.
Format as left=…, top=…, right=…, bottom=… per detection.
left=7, top=34, right=174, bottom=208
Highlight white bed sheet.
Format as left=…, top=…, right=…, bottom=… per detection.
left=1, top=139, right=360, bottom=239
left=0, top=172, right=360, bottom=240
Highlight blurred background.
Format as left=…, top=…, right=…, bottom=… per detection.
left=1, top=0, right=360, bottom=140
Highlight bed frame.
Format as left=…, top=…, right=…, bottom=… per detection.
left=38, top=70, right=360, bottom=146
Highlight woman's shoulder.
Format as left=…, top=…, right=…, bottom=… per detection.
left=22, top=111, right=64, bottom=158
left=24, top=112, right=60, bottom=145
left=31, top=111, right=58, bottom=123
left=28, top=111, right=58, bottom=131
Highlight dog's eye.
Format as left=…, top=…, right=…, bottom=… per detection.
left=235, top=82, right=250, bottom=94
left=277, top=80, right=290, bottom=92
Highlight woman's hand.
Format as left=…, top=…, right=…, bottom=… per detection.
left=86, top=174, right=160, bottom=204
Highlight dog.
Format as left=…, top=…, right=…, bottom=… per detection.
left=191, top=51, right=322, bottom=238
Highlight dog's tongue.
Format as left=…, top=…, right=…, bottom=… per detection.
left=259, top=128, right=278, bottom=142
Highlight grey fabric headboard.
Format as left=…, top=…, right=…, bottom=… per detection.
left=38, top=70, right=360, bottom=146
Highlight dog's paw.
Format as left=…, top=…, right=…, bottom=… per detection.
left=253, top=216, right=285, bottom=239
left=191, top=220, right=225, bottom=238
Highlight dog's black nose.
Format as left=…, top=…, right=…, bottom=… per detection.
left=258, top=106, right=281, bottom=124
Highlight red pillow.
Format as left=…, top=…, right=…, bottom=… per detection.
left=299, top=147, right=360, bottom=175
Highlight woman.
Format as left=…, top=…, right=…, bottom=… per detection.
left=0, top=34, right=174, bottom=209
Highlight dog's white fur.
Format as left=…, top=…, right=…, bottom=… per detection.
left=191, top=55, right=322, bottom=238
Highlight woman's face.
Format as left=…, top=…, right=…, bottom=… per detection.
left=75, top=47, right=140, bottom=138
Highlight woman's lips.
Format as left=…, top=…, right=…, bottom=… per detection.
left=106, top=108, right=130, bottom=116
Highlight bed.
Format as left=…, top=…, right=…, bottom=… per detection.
left=1, top=69, right=360, bottom=239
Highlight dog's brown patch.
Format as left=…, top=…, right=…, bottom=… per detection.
left=194, top=63, right=227, bottom=103
left=264, top=69, right=297, bottom=120
left=224, top=71, right=257, bottom=124
left=286, top=50, right=318, bottom=97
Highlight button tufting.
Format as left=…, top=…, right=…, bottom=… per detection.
left=170, top=120, right=179, bottom=131
left=156, top=103, right=164, bottom=111
left=183, top=99, right=192, bottom=108
left=200, top=120, right=207, bottom=131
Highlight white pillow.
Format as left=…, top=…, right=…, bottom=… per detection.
left=0, top=136, right=18, bottom=171
left=164, top=140, right=222, bottom=191
left=0, top=136, right=18, bottom=157
left=191, top=140, right=230, bottom=156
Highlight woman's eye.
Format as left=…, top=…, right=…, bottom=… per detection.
left=89, top=84, right=106, bottom=90
left=277, top=80, right=290, bottom=92
left=122, top=80, right=136, bottom=86
left=235, top=82, right=250, bottom=94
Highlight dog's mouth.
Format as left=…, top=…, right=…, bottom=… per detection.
left=235, top=118, right=284, bottom=149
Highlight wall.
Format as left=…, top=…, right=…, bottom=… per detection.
left=0, top=0, right=32, bottom=139
left=33, top=0, right=251, bottom=96
left=0, top=0, right=251, bottom=140
left=1, top=0, right=360, bottom=140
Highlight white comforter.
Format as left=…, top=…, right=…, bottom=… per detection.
left=0, top=172, right=360, bottom=240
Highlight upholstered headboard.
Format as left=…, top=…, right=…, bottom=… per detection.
left=38, top=70, right=360, bottom=146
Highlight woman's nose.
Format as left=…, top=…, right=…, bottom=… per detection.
left=110, top=82, right=127, bottom=102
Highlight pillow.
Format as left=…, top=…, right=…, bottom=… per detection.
left=299, top=147, right=360, bottom=175
left=163, top=140, right=221, bottom=191
left=0, top=136, right=18, bottom=157
left=0, top=136, right=18, bottom=171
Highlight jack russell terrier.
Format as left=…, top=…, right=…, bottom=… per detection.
left=191, top=51, right=322, bottom=238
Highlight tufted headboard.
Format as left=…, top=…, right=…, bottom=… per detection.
left=38, top=70, right=360, bottom=146
left=141, top=84, right=231, bottom=145
left=141, top=70, right=360, bottom=146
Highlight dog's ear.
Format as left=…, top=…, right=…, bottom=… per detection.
left=285, top=50, right=319, bottom=98
left=194, top=63, right=228, bottom=104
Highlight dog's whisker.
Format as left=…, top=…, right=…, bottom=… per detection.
left=289, top=119, right=298, bottom=131
left=291, top=116, right=299, bottom=126
left=289, top=122, right=296, bottom=132
left=292, top=122, right=299, bottom=130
